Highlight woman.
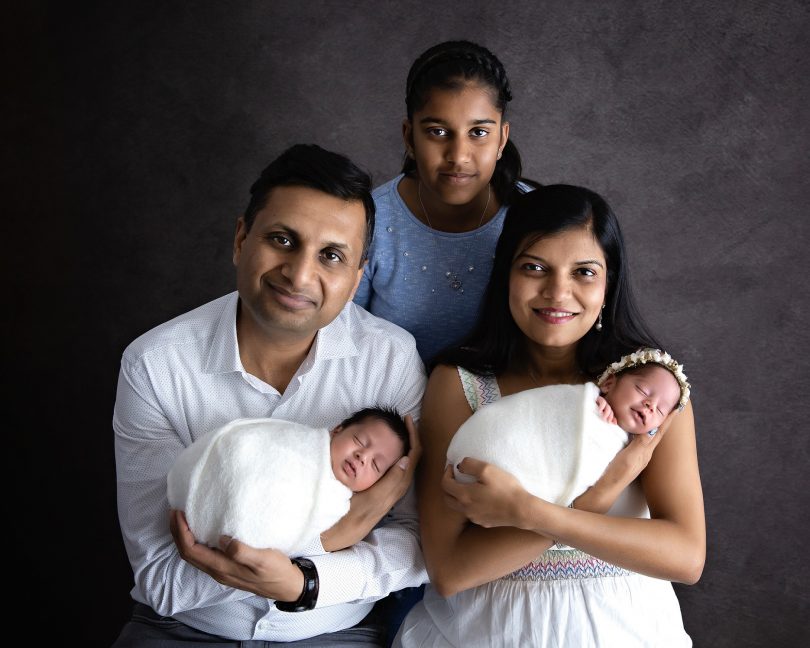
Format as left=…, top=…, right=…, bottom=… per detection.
left=395, top=185, right=705, bottom=647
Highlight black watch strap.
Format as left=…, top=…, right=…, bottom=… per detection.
left=274, top=558, right=319, bottom=612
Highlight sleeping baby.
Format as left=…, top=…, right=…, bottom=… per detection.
left=446, top=347, right=691, bottom=508
left=167, top=406, right=409, bottom=555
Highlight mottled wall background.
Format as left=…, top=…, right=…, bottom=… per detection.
left=9, top=1, right=809, bottom=645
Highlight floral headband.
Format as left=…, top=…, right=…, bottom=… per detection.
left=597, top=347, right=691, bottom=411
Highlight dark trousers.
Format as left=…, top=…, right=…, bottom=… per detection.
left=111, top=603, right=386, bottom=647
left=370, top=585, right=425, bottom=648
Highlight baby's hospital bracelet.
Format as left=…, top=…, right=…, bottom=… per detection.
left=275, top=557, right=319, bottom=612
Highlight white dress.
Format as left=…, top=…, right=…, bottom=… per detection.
left=394, top=369, right=692, bottom=648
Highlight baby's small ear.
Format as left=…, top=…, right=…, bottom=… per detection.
left=599, top=374, right=616, bottom=393
left=330, top=425, right=343, bottom=437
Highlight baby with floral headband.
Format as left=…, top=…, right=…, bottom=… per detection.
left=595, top=347, right=690, bottom=437
left=446, top=347, right=691, bottom=510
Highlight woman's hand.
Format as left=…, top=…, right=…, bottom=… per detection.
left=573, top=406, right=679, bottom=514
left=320, top=414, right=421, bottom=551
left=169, top=509, right=304, bottom=601
left=442, top=458, right=530, bottom=529
left=610, top=406, right=678, bottom=476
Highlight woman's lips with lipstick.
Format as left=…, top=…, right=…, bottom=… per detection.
left=534, top=308, right=577, bottom=324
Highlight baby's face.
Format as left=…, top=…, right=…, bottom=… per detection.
left=603, top=365, right=681, bottom=435
left=329, top=418, right=404, bottom=491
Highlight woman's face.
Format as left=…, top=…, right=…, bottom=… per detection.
left=508, top=225, right=607, bottom=353
left=403, top=82, right=508, bottom=209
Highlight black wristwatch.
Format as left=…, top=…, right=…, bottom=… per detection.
left=274, top=558, right=319, bottom=612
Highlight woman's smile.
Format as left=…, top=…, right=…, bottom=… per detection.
left=533, top=308, right=578, bottom=324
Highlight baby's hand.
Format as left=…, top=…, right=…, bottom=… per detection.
left=596, top=395, right=617, bottom=424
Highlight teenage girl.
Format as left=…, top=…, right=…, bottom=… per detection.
left=353, top=40, right=539, bottom=364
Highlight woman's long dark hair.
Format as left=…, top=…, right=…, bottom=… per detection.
left=401, top=40, right=537, bottom=205
left=434, top=184, right=662, bottom=377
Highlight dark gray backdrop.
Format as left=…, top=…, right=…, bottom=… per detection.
left=9, top=1, right=809, bottom=646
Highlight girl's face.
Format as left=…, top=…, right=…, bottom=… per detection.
left=509, top=225, right=607, bottom=353
left=403, top=82, right=508, bottom=209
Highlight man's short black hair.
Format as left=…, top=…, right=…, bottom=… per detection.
left=243, top=143, right=376, bottom=262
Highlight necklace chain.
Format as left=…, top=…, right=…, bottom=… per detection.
left=417, top=180, right=491, bottom=292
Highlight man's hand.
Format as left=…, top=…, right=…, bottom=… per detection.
left=169, top=509, right=303, bottom=601
left=320, top=414, right=421, bottom=551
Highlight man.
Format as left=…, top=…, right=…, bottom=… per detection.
left=112, top=144, right=427, bottom=646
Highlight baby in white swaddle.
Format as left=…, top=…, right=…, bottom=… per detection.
left=168, top=407, right=409, bottom=556
left=447, top=347, right=691, bottom=507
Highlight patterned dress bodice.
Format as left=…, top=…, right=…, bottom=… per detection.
left=455, top=366, right=631, bottom=581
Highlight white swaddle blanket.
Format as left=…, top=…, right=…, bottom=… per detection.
left=167, top=417, right=351, bottom=555
left=446, top=382, right=629, bottom=506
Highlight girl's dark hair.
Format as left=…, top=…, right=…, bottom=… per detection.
left=433, top=184, right=662, bottom=377
left=401, top=40, right=533, bottom=205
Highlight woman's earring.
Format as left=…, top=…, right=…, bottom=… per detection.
left=595, top=304, right=605, bottom=331
left=497, top=150, right=503, bottom=160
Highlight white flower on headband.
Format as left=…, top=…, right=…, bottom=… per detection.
left=597, top=347, right=691, bottom=410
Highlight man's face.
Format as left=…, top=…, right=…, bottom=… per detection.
left=233, top=185, right=366, bottom=343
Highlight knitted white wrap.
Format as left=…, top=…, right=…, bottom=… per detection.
left=167, top=418, right=351, bottom=555
left=446, top=382, right=628, bottom=506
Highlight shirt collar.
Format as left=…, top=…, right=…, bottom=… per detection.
left=203, top=292, right=360, bottom=375
left=203, top=291, right=243, bottom=375
left=307, top=301, right=359, bottom=363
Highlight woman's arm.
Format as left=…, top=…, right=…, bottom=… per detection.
left=450, top=401, right=706, bottom=584
left=418, top=366, right=554, bottom=597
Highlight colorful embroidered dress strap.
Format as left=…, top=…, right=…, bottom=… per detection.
left=457, top=366, right=500, bottom=412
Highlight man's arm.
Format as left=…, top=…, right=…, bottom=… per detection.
left=114, top=356, right=254, bottom=616
left=169, top=336, right=429, bottom=608
left=283, top=340, right=429, bottom=606
left=169, top=510, right=305, bottom=602
left=320, top=414, right=420, bottom=552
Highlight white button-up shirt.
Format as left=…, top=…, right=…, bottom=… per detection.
left=113, top=291, right=428, bottom=641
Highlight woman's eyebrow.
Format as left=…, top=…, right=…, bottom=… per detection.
left=516, top=253, right=604, bottom=268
